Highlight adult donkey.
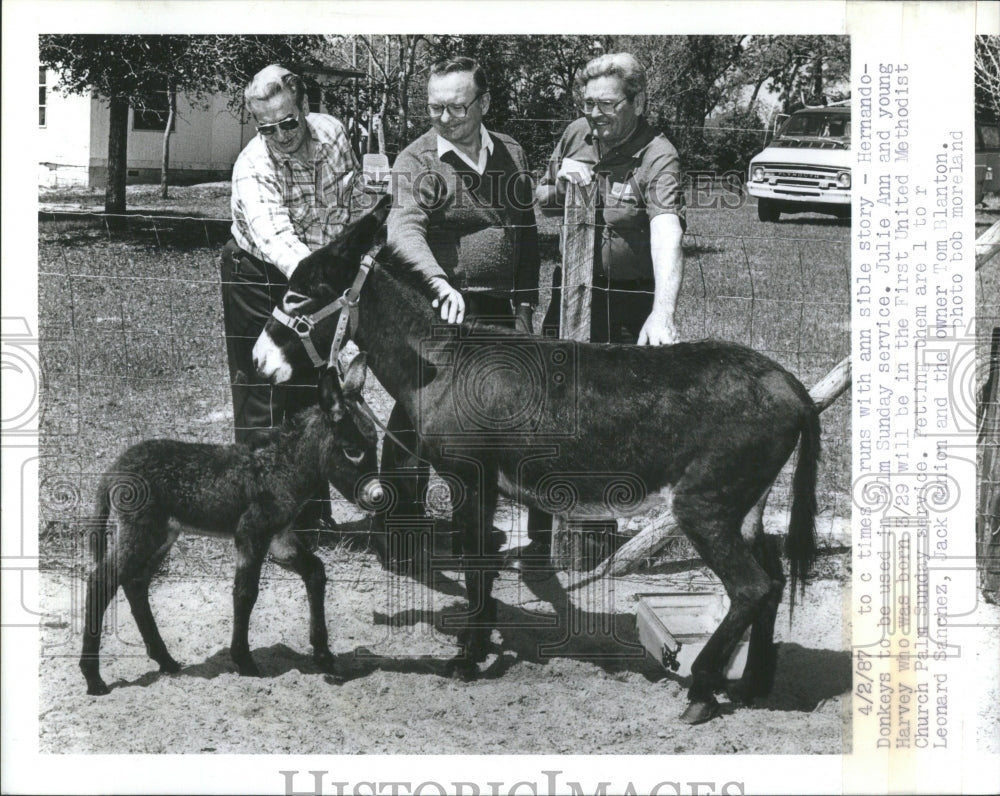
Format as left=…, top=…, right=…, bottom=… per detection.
left=253, top=200, right=821, bottom=725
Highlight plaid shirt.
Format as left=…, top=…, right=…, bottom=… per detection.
left=231, top=113, right=359, bottom=277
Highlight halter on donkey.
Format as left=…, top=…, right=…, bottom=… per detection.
left=253, top=198, right=821, bottom=725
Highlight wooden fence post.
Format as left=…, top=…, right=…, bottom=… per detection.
left=552, top=185, right=601, bottom=569
left=976, top=221, right=1000, bottom=602
left=978, top=327, right=1000, bottom=602
left=558, top=182, right=596, bottom=343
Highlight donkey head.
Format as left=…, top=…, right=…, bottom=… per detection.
left=316, top=352, right=383, bottom=511
left=254, top=195, right=390, bottom=385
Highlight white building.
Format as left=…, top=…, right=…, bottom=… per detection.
left=38, top=66, right=364, bottom=189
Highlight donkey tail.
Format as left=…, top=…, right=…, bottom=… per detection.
left=786, top=400, right=821, bottom=615
left=89, top=477, right=113, bottom=567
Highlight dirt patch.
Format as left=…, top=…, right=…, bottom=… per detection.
left=41, top=546, right=851, bottom=755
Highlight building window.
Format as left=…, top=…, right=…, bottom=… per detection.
left=39, top=67, right=46, bottom=127
left=307, top=82, right=322, bottom=113
left=133, top=89, right=174, bottom=132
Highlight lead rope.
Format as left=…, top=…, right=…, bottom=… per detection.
left=349, top=395, right=431, bottom=467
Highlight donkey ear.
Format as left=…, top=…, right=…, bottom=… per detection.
left=348, top=195, right=391, bottom=248
left=365, top=193, right=392, bottom=227
left=317, top=367, right=347, bottom=421
left=341, top=352, right=368, bottom=397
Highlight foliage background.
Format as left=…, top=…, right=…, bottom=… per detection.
left=39, top=34, right=850, bottom=211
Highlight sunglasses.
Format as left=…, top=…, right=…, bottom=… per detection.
left=256, top=114, right=300, bottom=136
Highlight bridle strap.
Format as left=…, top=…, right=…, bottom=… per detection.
left=270, top=305, right=330, bottom=368
left=327, top=306, right=353, bottom=370
left=269, top=243, right=381, bottom=370
left=328, top=249, right=378, bottom=371
left=350, top=395, right=429, bottom=466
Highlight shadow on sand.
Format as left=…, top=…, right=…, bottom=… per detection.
left=103, top=541, right=851, bottom=716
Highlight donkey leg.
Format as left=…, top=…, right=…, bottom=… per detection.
left=120, top=525, right=182, bottom=674
left=377, top=403, right=430, bottom=576
left=269, top=529, right=337, bottom=674
left=80, top=555, right=118, bottom=696
left=122, top=577, right=182, bottom=674
left=80, top=512, right=176, bottom=695
left=231, top=514, right=270, bottom=677
left=673, top=494, right=773, bottom=724
left=727, top=533, right=785, bottom=704
left=450, top=463, right=500, bottom=681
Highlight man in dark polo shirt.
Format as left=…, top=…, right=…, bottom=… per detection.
left=383, top=56, right=548, bottom=573
left=537, top=52, right=686, bottom=345
left=535, top=52, right=686, bottom=567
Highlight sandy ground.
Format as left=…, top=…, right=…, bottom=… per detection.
left=40, top=537, right=853, bottom=756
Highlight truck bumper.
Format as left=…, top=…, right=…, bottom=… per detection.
left=747, top=182, right=851, bottom=206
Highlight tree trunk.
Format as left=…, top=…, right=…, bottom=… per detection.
left=160, top=83, right=176, bottom=199
left=375, top=113, right=387, bottom=156
left=105, top=95, right=129, bottom=224
left=374, top=88, right=388, bottom=155
left=397, top=81, right=408, bottom=150
left=812, top=54, right=824, bottom=100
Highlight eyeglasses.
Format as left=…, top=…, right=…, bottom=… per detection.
left=427, top=92, right=485, bottom=119
left=256, top=113, right=300, bottom=136
left=581, top=97, right=629, bottom=115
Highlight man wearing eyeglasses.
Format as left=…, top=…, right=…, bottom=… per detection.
left=537, top=52, right=686, bottom=347
left=534, top=52, right=686, bottom=568
left=382, top=56, right=547, bottom=574
left=220, top=64, right=359, bottom=531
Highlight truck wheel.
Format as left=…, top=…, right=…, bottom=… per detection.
left=757, top=199, right=780, bottom=222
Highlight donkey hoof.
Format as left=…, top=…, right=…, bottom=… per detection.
left=159, top=658, right=182, bottom=674
left=680, top=699, right=720, bottom=725
left=86, top=680, right=111, bottom=696
left=313, top=651, right=338, bottom=675
left=446, top=657, right=478, bottom=682
left=236, top=661, right=262, bottom=678
left=457, top=630, right=492, bottom=665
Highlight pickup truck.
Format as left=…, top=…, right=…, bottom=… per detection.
left=747, top=105, right=851, bottom=222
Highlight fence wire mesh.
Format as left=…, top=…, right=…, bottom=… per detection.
left=37, top=189, right=851, bottom=583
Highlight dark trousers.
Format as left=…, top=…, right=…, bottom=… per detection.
left=381, top=292, right=551, bottom=543
left=542, top=266, right=655, bottom=345
left=219, top=239, right=329, bottom=530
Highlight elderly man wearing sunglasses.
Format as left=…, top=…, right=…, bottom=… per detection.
left=220, top=64, right=359, bottom=531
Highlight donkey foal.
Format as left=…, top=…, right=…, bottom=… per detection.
left=80, top=359, right=380, bottom=696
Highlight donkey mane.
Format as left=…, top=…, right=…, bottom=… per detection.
left=376, top=243, right=527, bottom=339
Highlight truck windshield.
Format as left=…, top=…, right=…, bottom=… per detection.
left=779, top=113, right=848, bottom=139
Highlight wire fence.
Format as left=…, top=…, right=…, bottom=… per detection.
left=36, top=191, right=851, bottom=579
left=37, top=119, right=781, bottom=191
